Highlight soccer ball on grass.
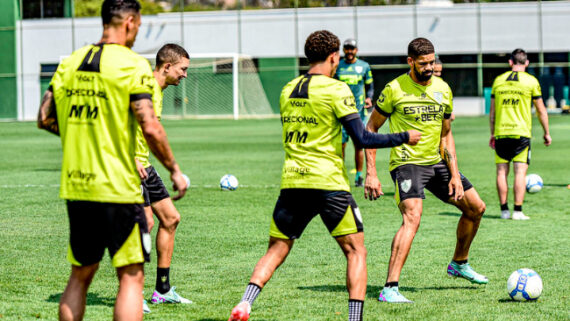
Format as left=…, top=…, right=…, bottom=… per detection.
left=507, top=268, right=543, bottom=301
left=220, top=174, right=239, bottom=191
left=525, top=174, right=543, bottom=193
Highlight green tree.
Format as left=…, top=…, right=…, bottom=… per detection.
left=73, top=0, right=164, bottom=18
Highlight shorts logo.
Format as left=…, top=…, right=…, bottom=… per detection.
left=355, top=66, right=363, bottom=73
left=353, top=207, right=363, bottom=223
left=400, top=179, right=412, bottom=193
left=142, top=233, right=152, bottom=254
left=434, top=92, right=443, bottom=104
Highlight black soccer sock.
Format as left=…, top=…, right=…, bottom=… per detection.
left=241, top=283, right=262, bottom=306
left=453, top=259, right=468, bottom=265
left=500, top=203, right=509, bottom=211
left=348, top=299, right=364, bottom=321
left=156, top=267, right=171, bottom=294
left=514, top=205, right=522, bottom=212
left=384, top=281, right=398, bottom=288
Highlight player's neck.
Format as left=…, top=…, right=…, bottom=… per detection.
left=99, top=27, right=129, bottom=47
left=511, top=65, right=526, bottom=72
left=153, top=70, right=168, bottom=91
left=308, top=63, right=333, bottom=77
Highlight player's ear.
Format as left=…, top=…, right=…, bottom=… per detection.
left=508, top=59, right=514, bottom=67
left=524, top=60, right=529, bottom=67
left=407, top=57, right=414, bottom=68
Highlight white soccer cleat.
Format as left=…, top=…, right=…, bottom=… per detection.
left=512, top=211, right=530, bottom=220
left=500, top=210, right=511, bottom=219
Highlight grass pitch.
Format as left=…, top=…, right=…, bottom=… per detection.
left=0, top=116, right=568, bottom=320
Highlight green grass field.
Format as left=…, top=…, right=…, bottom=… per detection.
left=0, top=116, right=568, bottom=320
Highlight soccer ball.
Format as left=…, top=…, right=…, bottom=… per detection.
left=220, top=174, right=239, bottom=191
left=525, top=174, right=543, bottom=193
left=507, top=268, right=543, bottom=301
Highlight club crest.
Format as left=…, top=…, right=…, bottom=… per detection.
left=434, top=92, right=443, bottom=104
left=355, top=66, right=363, bottom=73
left=400, top=179, right=412, bottom=193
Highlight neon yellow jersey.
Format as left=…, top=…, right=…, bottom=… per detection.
left=491, top=71, right=541, bottom=138
left=280, top=74, right=358, bottom=192
left=51, top=43, right=155, bottom=203
left=376, top=74, right=453, bottom=171
left=135, top=79, right=163, bottom=169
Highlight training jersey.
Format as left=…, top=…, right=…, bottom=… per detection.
left=334, top=59, right=373, bottom=110
left=491, top=71, right=541, bottom=138
left=135, top=79, right=163, bottom=169
left=280, top=74, right=358, bottom=192
left=51, top=43, right=155, bottom=204
left=376, top=73, right=453, bottom=171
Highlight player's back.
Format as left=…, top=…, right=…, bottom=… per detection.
left=492, top=71, right=541, bottom=138
left=51, top=43, right=154, bottom=203
left=279, top=74, right=357, bottom=192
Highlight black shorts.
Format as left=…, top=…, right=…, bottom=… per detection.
left=390, top=161, right=474, bottom=204
left=141, top=166, right=170, bottom=206
left=66, top=201, right=151, bottom=267
left=495, top=136, right=531, bottom=164
left=270, top=189, right=363, bottom=240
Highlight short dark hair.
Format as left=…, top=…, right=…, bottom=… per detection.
left=408, top=38, right=435, bottom=59
left=156, top=44, right=190, bottom=69
left=304, top=30, right=340, bottom=64
left=510, top=48, right=527, bottom=65
left=101, top=0, right=141, bottom=26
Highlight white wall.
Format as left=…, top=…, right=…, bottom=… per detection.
left=17, top=1, right=570, bottom=120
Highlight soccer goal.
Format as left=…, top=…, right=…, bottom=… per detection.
left=141, top=53, right=275, bottom=120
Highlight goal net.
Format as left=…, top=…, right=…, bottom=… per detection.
left=141, top=53, right=275, bottom=119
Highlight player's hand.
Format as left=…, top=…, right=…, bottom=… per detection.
left=364, top=98, right=373, bottom=109
left=406, top=130, right=421, bottom=145
left=170, top=170, right=188, bottom=201
left=543, top=134, right=552, bottom=146
left=364, top=174, right=383, bottom=201
left=448, top=175, right=464, bottom=201
left=135, top=159, right=148, bottom=180
left=489, top=136, right=495, bottom=149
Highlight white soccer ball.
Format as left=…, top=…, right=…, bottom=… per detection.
left=507, top=268, right=543, bottom=301
left=220, top=174, right=239, bottom=191
left=525, top=174, right=543, bottom=193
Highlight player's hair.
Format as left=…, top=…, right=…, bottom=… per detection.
left=304, top=30, right=340, bottom=64
left=156, top=44, right=190, bottom=69
left=408, top=38, right=435, bottom=59
left=510, top=48, right=528, bottom=65
left=101, top=0, right=141, bottom=26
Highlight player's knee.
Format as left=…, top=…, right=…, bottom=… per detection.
left=161, top=211, right=180, bottom=231
left=475, top=201, right=486, bottom=218
left=403, top=210, right=422, bottom=228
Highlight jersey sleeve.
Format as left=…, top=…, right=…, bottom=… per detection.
left=364, top=63, right=373, bottom=85
left=49, top=57, right=70, bottom=91
left=375, top=84, right=393, bottom=116
left=491, top=77, right=499, bottom=97
left=444, top=85, right=453, bottom=116
left=129, top=58, right=155, bottom=101
left=532, top=78, right=542, bottom=99
left=333, top=82, right=359, bottom=119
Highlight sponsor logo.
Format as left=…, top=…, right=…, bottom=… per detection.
left=68, top=104, right=98, bottom=119
left=76, top=74, right=94, bottom=82
left=400, top=179, right=412, bottom=193
left=67, top=170, right=96, bottom=182
left=378, top=93, right=385, bottom=103
left=281, top=115, right=319, bottom=126
left=343, top=96, right=356, bottom=107
left=65, top=88, right=107, bottom=100
left=283, top=166, right=311, bottom=174
left=290, top=100, right=307, bottom=107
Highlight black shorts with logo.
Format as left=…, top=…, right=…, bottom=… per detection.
left=495, top=136, right=531, bottom=164
left=66, top=201, right=151, bottom=267
left=141, top=166, right=170, bottom=206
left=270, top=189, right=363, bottom=240
left=390, top=161, right=474, bottom=204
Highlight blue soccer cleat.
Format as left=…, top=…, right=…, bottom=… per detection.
left=378, top=286, right=413, bottom=303
left=447, top=261, right=488, bottom=284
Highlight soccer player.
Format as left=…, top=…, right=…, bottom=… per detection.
left=135, top=44, right=192, bottom=313
left=37, top=1, right=187, bottom=320
left=335, top=38, right=375, bottom=187
left=227, top=30, right=420, bottom=321
left=433, top=56, right=455, bottom=121
left=489, top=48, right=551, bottom=220
left=364, top=38, right=487, bottom=303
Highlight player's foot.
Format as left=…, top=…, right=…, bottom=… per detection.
left=378, top=286, right=413, bottom=303
left=512, top=211, right=530, bottom=220
left=228, top=301, right=251, bottom=321
left=447, top=261, right=488, bottom=284
left=355, top=176, right=364, bottom=187
left=143, top=299, right=151, bottom=314
left=500, top=210, right=511, bottom=219
left=151, top=286, right=193, bottom=304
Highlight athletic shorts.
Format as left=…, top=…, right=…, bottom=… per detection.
left=495, top=136, right=531, bottom=164
left=342, top=107, right=368, bottom=144
left=66, top=201, right=151, bottom=267
left=390, top=161, right=474, bottom=204
left=270, top=189, right=363, bottom=240
left=141, top=166, right=170, bottom=206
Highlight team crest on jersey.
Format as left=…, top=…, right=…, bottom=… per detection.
left=434, top=92, right=443, bottom=104
left=400, top=179, right=412, bottom=193
left=355, top=66, right=363, bottom=73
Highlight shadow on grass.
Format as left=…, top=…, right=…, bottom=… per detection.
left=497, top=298, right=537, bottom=303
left=298, top=284, right=479, bottom=299
left=437, top=211, right=503, bottom=220
left=34, top=168, right=60, bottom=172
left=196, top=319, right=228, bottom=321
left=47, top=292, right=115, bottom=307
left=543, top=183, right=569, bottom=187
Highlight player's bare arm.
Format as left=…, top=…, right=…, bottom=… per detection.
left=489, top=98, right=496, bottom=149
left=135, top=158, right=148, bottom=180
left=37, top=89, right=59, bottom=136
left=440, top=118, right=464, bottom=201
left=364, top=109, right=387, bottom=200
left=131, top=98, right=187, bottom=200
left=532, top=97, right=552, bottom=146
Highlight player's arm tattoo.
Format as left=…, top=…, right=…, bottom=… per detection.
left=440, top=119, right=458, bottom=174
left=37, top=89, right=59, bottom=136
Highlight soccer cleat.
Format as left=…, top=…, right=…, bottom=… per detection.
left=228, top=301, right=251, bottom=321
left=500, top=210, right=510, bottom=219
left=447, top=261, right=488, bottom=284
left=512, top=211, right=530, bottom=220
left=143, top=299, right=151, bottom=314
left=355, top=176, right=364, bottom=187
left=151, top=286, right=193, bottom=304
left=378, top=286, right=413, bottom=303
